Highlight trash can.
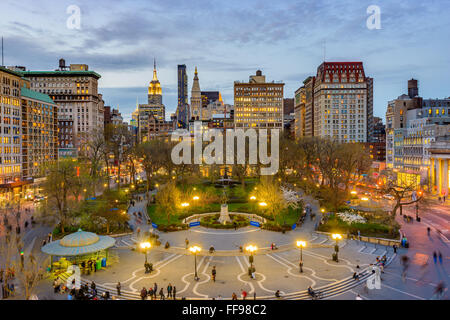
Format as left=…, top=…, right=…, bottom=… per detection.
left=101, top=258, right=106, bottom=268
left=96, top=260, right=102, bottom=270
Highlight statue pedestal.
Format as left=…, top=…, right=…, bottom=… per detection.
left=218, top=204, right=231, bottom=225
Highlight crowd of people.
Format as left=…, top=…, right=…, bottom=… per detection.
left=139, top=283, right=177, bottom=300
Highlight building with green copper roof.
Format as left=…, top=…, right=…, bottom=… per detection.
left=20, top=86, right=56, bottom=104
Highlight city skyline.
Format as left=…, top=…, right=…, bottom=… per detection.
left=1, top=0, right=450, bottom=122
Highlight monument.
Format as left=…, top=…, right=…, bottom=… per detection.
left=218, top=187, right=231, bottom=225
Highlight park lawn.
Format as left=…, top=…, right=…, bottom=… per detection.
left=318, top=212, right=400, bottom=239
left=272, top=207, right=302, bottom=226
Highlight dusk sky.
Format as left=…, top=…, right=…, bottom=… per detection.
left=1, top=0, right=449, bottom=122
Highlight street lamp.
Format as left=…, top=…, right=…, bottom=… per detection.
left=245, top=244, right=257, bottom=265
left=258, top=202, right=267, bottom=207
left=331, top=234, right=342, bottom=262
left=250, top=196, right=256, bottom=201
left=189, top=245, right=201, bottom=281
left=181, top=202, right=190, bottom=207
left=193, top=196, right=199, bottom=201
left=296, top=241, right=306, bottom=272
left=321, top=208, right=325, bottom=213
left=140, top=241, right=151, bottom=264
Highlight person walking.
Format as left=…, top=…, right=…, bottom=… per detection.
left=393, top=244, right=397, bottom=254
left=140, top=287, right=147, bottom=300
left=185, top=238, right=189, bottom=249
left=355, top=294, right=363, bottom=300
left=438, top=251, right=443, bottom=264
left=427, top=227, right=431, bottom=236
left=159, top=288, right=165, bottom=300
left=433, top=251, right=438, bottom=264
left=153, top=283, right=158, bottom=299
left=212, top=266, right=217, bottom=282
left=173, top=286, right=177, bottom=300
left=231, top=292, right=238, bottom=300
left=148, top=287, right=154, bottom=300
left=116, top=282, right=121, bottom=296
left=167, top=283, right=173, bottom=299
left=241, top=289, right=247, bottom=300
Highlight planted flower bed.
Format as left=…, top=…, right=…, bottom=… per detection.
left=200, top=214, right=249, bottom=229
left=318, top=208, right=400, bottom=239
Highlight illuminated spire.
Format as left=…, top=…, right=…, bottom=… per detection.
left=152, top=58, right=158, bottom=81
left=148, top=58, right=162, bottom=95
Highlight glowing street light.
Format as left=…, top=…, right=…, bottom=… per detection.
left=350, top=190, right=357, bottom=195
left=189, top=246, right=201, bottom=281
left=331, top=234, right=342, bottom=262
left=140, top=241, right=151, bottom=264
left=181, top=202, right=190, bottom=207
left=258, top=202, right=267, bottom=207
left=321, top=208, right=325, bottom=213
left=250, top=196, right=256, bottom=201
left=296, top=241, right=306, bottom=273
left=245, top=245, right=257, bottom=268
left=193, top=196, right=199, bottom=201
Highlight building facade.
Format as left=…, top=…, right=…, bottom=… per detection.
left=176, top=64, right=189, bottom=128
left=190, top=67, right=202, bottom=121
left=234, top=70, right=284, bottom=130
left=21, top=59, right=103, bottom=146
left=313, top=62, right=372, bottom=143
left=21, top=87, right=58, bottom=179
left=386, top=79, right=450, bottom=189
left=0, top=67, right=25, bottom=199
left=137, top=61, right=165, bottom=142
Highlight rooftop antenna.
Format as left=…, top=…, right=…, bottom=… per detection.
left=323, top=39, right=326, bottom=62
left=1, top=37, right=4, bottom=66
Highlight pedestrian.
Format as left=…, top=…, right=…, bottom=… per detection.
left=185, top=238, right=189, bottom=249
left=116, top=282, right=121, bottom=296
left=275, top=290, right=281, bottom=298
left=355, top=294, right=363, bottom=300
left=438, top=251, right=443, bottom=264
left=153, top=283, right=158, bottom=299
left=173, top=286, right=177, bottom=300
left=433, top=251, right=437, bottom=264
left=140, top=287, right=147, bottom=300
left=427, top=227, right=431, bottom=236
left=167, top=283, right=172, bottom=298
left=231, top=292, right=238, bottom=300
left=148, top=287, right=154, bottom=299
left=241, top=289, right=247, bottom=300
left=212, top=266, right=216, bottom=282
left=393, top=244, right=397, bottom=254
left=233, top=222, right=237, bottom=231
left=159, top=288, right=165, bottom=300
left=438, top=196, right=442, bottom=203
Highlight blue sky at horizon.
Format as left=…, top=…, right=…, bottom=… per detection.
left=1, top=0, right=449, bottom=122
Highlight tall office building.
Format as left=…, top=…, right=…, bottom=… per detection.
left=295, top=62, right=373, bottom=142
left=0, top=67, right=25, bottom=198
left=21, top=59, right=103, bottom=155
left=190, top=67, right=202, bottom=121
left=0, top=66, right=58, bottom=200
left=176, top=64, right=189, bottom=128
left=294, top=76, right=315, bottom=138
left=313, top=62, right=372, bottom=143
left=137, top=60, right=166, bottom=142
left=234, top=70, right=284, bottom=129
